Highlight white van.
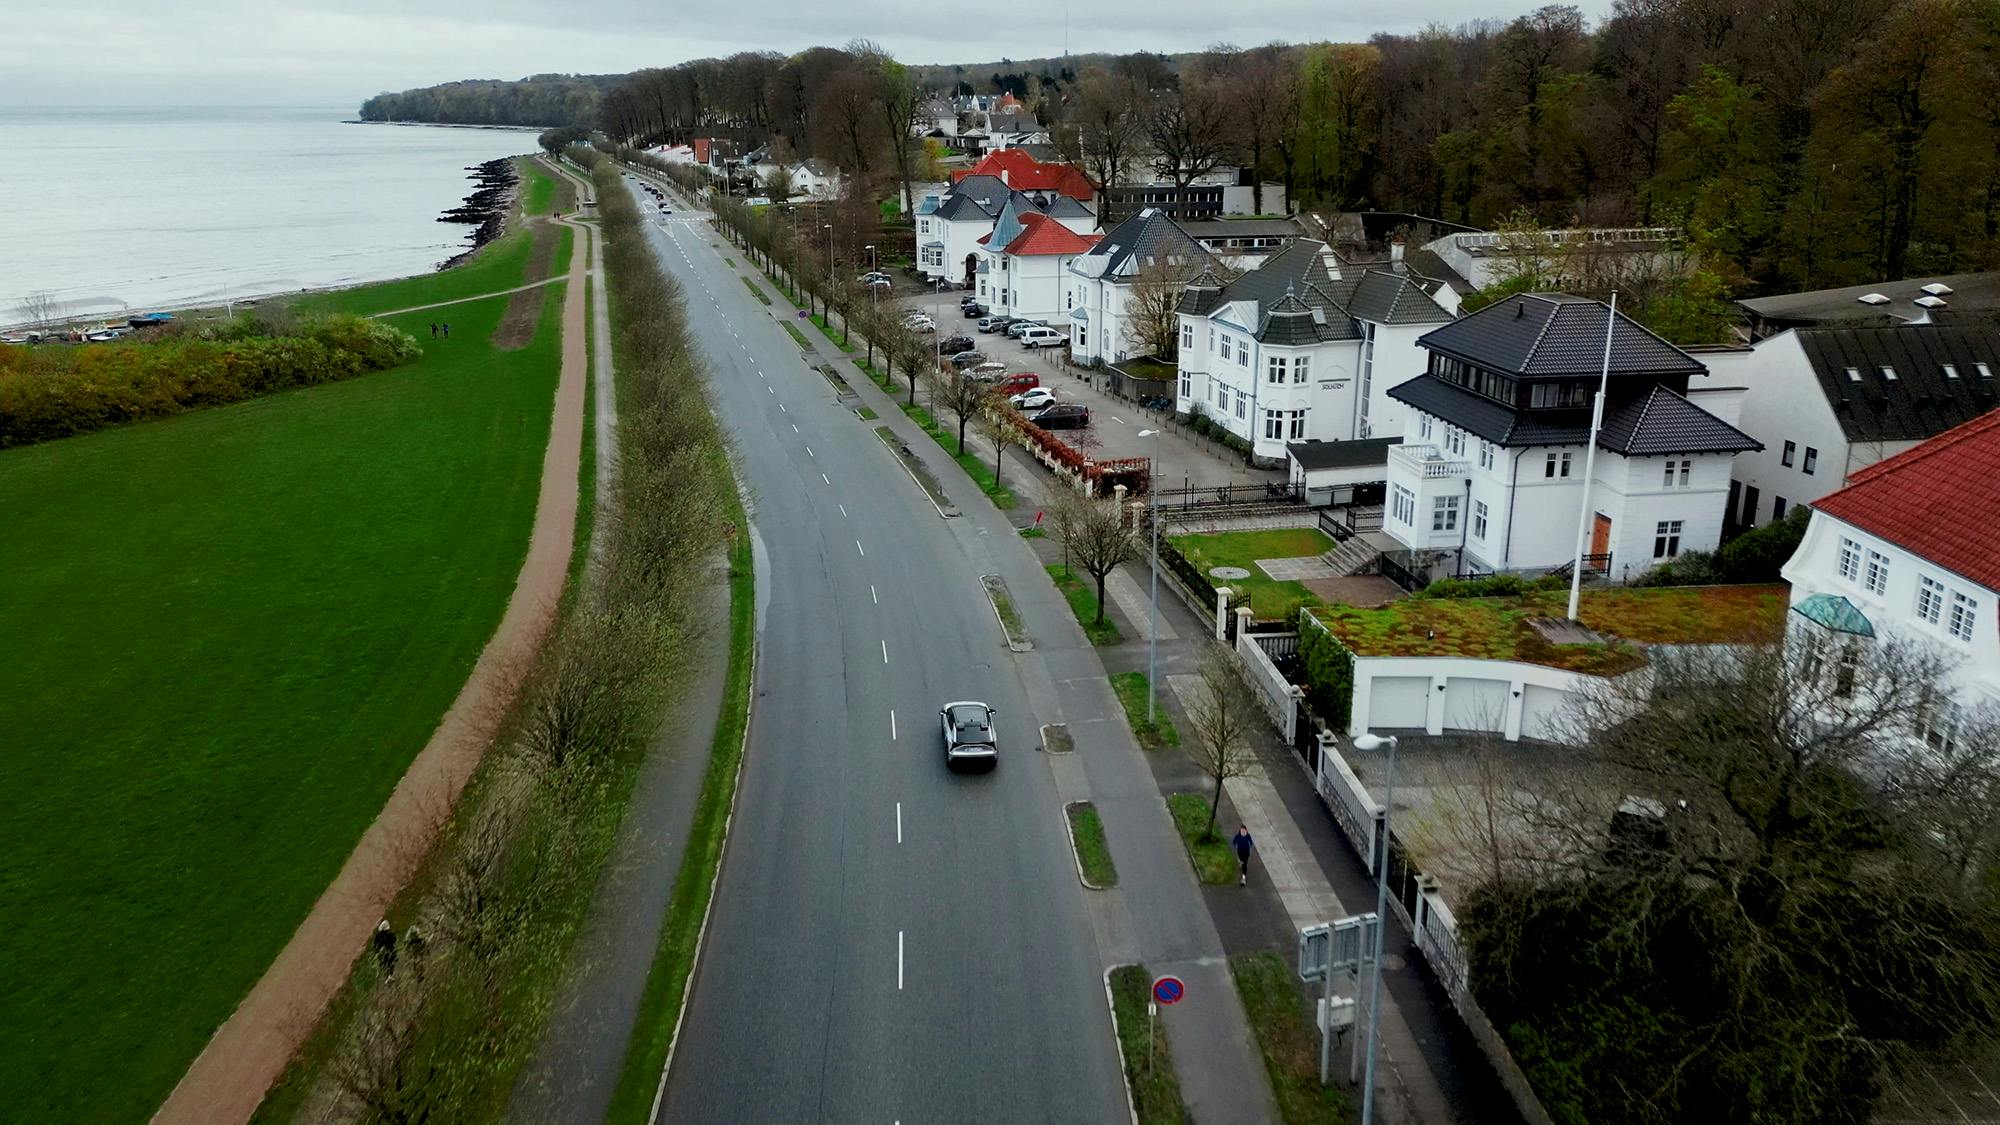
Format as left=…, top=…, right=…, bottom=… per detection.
left=1018, top=326, right=1065, bottom=349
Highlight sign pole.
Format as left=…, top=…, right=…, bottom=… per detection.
left=1147, top=1000, right=1157, bottom=1075
left=1320, top=940, right=1335, bottom=1085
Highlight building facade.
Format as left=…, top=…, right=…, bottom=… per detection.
left=1066, top=208, right=1216, bottom=366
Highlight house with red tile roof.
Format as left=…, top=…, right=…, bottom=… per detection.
left=973, top=210, right=1101, bottom=323
left=1782, top=407, right=2000, bottom=734
left=950, top=149, right=1095, bottom=205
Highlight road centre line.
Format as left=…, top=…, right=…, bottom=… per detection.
left=896, top=802, right=903, bottom=843
left=871, top=585, right=878, bottom=603
left=792, top=424, right=799, bottom=433
left=890, top=710, right=896, bottom=739
left=822, top=473, right=831, bottom=485
left=806, top=446, right=815, bottom=457
left=881, top=639, right=889, bottom=664
left=839, top=503, right=848, bottom=517
left=898, top=931, right=904, bottom=990
left=856, top=539, right=865, bottom=556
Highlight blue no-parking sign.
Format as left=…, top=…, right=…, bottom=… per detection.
left=1151, top=975, right=1185, bottom=1005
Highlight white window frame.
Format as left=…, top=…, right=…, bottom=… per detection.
left=1654, top=519, right=1684, bottom=559
left=1473, top=500, right=1489, bottom=541
left=1294, top=355, right=1310, bottom=384
left=1287, top=409, right=1306, bottom=439
left=1838, top=538, right=1861, bottom=581
left=1263, top=408, right=1283, bottom=439
left=1864, top=549, right=1890, bottom=595
left=1478, top=442, right=1494, bottom=471
left=1391, top=484, right=1416, bottom=527
left=1266, top=355, right=1286, bottom=385
left=1234, top=389, right=1247, bottom=420
left=1949, top=591, right=1979, bottom=642
left=1431, top=494, right=1460, bottom=533
left=1917, top=576, right=1945, bottom=624
left=1181, top=322, right=1192, bottom=350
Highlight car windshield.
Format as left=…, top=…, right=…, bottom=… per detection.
left=948, top=705, right=991, bottom=737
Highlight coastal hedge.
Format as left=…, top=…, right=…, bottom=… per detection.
left=0, top=316, right=420, bottom=447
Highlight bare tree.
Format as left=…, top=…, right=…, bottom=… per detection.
left=15, top=290, right=65, bottom=333
left=1122, top=259, right=1202, bottom=359
left=1146, top=78, right=1236, bottom=188
left=1052, top=493, right=1139, bottom=627
left=1183, top=643, right=1259, bottom=839
left=1072, top=68, right=1145, bottom=225
left=928, top=364, right=989, bottom=455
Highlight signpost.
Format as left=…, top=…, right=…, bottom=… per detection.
left=1149, top=974, right=1185, bottom=1076
left=1298, top=914, right=1379, bottom=1086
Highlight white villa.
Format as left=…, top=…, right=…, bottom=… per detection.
left=1381, top=293, right=1761, bottom=582
left=1782, top=409, right=2000, bottom=742
left=973, top=201, right=1101, bottom=324
left=1066, top=208, right=1216, bottom=366
left=1174, top=238, right=1456, bottom=464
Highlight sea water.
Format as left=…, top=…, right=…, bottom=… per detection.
left=0, top=105, right=537, bottom=321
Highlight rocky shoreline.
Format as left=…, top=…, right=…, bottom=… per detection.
left=437, top=158, right=517, bottom=271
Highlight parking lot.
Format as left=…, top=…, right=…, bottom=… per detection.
left=892, top=291, right=1282, bottom=492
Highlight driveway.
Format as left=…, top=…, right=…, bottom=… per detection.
left=895, top=294, right=1285, bottom=492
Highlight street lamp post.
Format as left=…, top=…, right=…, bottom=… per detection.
left=823, top=222, right=834, bottom=323
left=1350, top=732, right=1400, bottom=1125
left=1137, top=429, right=1165, bottom=723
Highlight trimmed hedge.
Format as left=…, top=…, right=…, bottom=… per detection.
left=0, top=316, right=420, bottom=447
left=1634, top=508, right=1810, bottom=587
left=1415, top=573, right=1569, bottom=600
left=1297, top=615, right=1354, bottom=730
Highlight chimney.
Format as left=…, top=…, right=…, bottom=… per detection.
left=1000, top=168, right=1010, bottom=187
left=1391, top=235, right=1406, bottom=262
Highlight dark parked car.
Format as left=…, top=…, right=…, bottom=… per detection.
left=976, top=315, right=1014, bottom=334
left=949, top=350, right=988, bottom=369
left=941, top=334, right=975, bottom=354
left=962, top=303, right=987, bottom=319
left=940, top=701, right=998, bottom=770
left=1030, top=403, right=1090, bottom=429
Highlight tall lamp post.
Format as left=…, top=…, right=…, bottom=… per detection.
left=1350, top=731, right=1400, bottom=1125
left=822, top=222, right=834, bottom=323
left=1136, top=429, right=1165, bottom=723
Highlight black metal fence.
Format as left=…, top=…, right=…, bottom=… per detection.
left=1158, top=537, right=1218, bottom=606
left=1154, top=480, right=1305, bottom=508
left=1379, top=554, right=1425, bottom=593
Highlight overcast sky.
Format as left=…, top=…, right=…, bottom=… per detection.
left=1, top=0, right=1612, bottom=107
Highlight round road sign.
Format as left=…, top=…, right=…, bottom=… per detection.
left=1152, top=975, right=1185, bottom=1005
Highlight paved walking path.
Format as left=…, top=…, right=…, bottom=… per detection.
left=152, top=214, right=588, bottom=1125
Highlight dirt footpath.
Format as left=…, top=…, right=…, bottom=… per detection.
left=151, top=215, right=590, bottom=1125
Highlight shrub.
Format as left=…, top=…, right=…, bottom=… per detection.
left=1716, top=507, right=1809, bottom=583
left=1296, top=617, right=1354, bottom=729
left=1632, top=549, right=1723, bottom=587
left=0, top=316, right=420, bottom=447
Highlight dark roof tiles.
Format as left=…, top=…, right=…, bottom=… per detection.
left=1418, top=293, right=1705, bottom=378
left=1792, top=325, right=2000, bottom=443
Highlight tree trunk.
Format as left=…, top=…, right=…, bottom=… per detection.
left=1206, top=773, right=1223, bottom=841
left=1093, top=572, right=1108, bottom=625
left=957, top=414, right=968, bottom=455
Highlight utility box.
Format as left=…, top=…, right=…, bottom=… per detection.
left=1317, top=996, right=1357, bottom=1034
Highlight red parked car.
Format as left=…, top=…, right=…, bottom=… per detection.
left=996, top=372, right=1041, bottom=396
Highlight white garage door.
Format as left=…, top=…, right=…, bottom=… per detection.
left=1519, top=684, right=1571, bottom=742
left=1368, top=676, right=1430, bottom=730
left=1443, top=677, right=1510, bottom=733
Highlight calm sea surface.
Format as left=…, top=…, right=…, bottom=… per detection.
left=0, top=106, right=536, bottom=321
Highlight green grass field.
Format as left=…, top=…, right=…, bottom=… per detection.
left=519, top=156, right=558, bottom=216
left=293, top=219, right=570, bottom=320
left=1171, top=527, right=1335, bottom=621
left=0, top=279, right=564, bottom=1120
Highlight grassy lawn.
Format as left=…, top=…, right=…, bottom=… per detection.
left=900, top=401, right=1018, bottom=509
left=1067, top=802, right=1119, bottom=888
left=1047, top=564, right=1123, bottom=645
left=1232, top=952, right=1352, bottom=1124
left=0, top=287, right=563, bottom=1121
left=1112, top=671, right=1180, bottom=749
left=1171, top=528, right=1335, bottom=621
left=741, top=277, right=771, bottom=305
left=1168, top=793, right=1240, bottom=885
left=1110, top=965, right=1191, bottom=1124
left=1308, top=584, right=1786, bottom=674
left=293, top=222, right=564, bottom=318
left=519, top=156, right=559, bottom=216
left=856, top=405, right=878, bottom=420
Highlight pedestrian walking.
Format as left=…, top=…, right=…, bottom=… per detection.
left=1232, top=825, right=1254, bottom=885
left=441, top=322, right=450, bottom=339
left=372, top=920, right=397, bottom=975
left=429, top=322, right=437, bottom=338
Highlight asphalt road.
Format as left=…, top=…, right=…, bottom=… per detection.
left=629, top=183, right=1130, bottom=1123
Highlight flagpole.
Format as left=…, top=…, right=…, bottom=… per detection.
left=1566, top=291, right=1618, bottom=621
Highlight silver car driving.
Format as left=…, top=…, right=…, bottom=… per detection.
left=940, top=701, right=998, bottom=770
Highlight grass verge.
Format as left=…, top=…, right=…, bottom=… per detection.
left=1109, top=965, right=1191, bottom=1124
left=1111, top=672, right=1180, bottom=749
left=856, top=406, right=878, bottom=420
left=1168, top=793, right=1239, bottom=885
left=809, top=313, right=857, bottom=352
left=1067, top=802, right=1118, bottom=888
left=982, top=574, right=1030, bottom=649
left=900, top=401, right=1017, bottom=509
left=1232, top=952, right=1352, bottom=1124
left=1047, top=564, right=1122, bottom=645
left=781, top=320, right=810, bottom=349
left=740, top=277, right=770, bottom=305
left=604, top=502, right=755, bottom=1122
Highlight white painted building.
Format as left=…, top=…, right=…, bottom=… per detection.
left=973, top=204, right=1101, bottom=323
left=1066, top=208, right=1217, bottom=366
left=1782, top=410, right=2000, bottom=737
left=917, top=165, right=1095, bottom=288
left=1418, top=227, right=1686, bottom=293
left=1381, top=293, right=1761, bottom=581
left=1175, top=238, right=1456, bottom=465
left=1690, top=321, right=2000, bottom=530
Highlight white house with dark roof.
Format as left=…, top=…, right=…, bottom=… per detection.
left=1174, top=238, right=1456, bottom=463
left=1066, top=208, right=1217, bottom=365
left=917, top=174, right=1095, bottom=289
left=1382, top=293, right=1762, bottom=581
left=974, top=209, right=1102, bottom=323
left=1783, top=410, right=2000, bottom=740
left=1690, top=322, right=2000, bottom=530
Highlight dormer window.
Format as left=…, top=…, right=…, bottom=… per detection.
left=1846, top=366, right=1862, bottom=382
left=1880, top=365, right=1898, bottom=381
left=1944, top=364, right=1960, bottom=380
left=1979, top=362, right=1994, bottom=379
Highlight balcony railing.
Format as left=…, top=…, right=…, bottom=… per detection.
left=1389, top=443, right=1471, bottom=480
left=1451, top=227, right=1682, bottom=250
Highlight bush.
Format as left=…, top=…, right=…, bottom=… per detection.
left=1297, top=620, right=1354, bottom=729
left=1414, top=573, right=1568, bottom=599
left=1717, top=507, right=1809, bottom=582
left=0, top=316, right=420, bottom=447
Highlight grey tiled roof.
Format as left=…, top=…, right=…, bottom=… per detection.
left=1418, top=293, right=1705, bottom=378
left=1043, top=195, right=1094, bottom=219
left=1080, top=208, right=1215, bottom=281
left=1792, top=324, right=2000, bottom=442
left=1738, top=271, right=2000, bottom=327
left=1345, top=270, right=1456, bottom=326
left=1259, top=292, right=1321, bottom=346
left=1213, top=239, right=1332, bottom=307
left=1177, top=271, right=1224, bottom=316
left=1595, top=385, right=1761, bottom=455
left=934, top=193, right=993, bottom=222
left=1388, top=375, right=1757, bottom=454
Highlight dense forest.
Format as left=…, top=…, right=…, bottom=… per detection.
left=358, top=74, right=615, bottom=128
left=369, top=0, right=2000, bottom=295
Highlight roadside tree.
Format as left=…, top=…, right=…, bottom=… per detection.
left=1182, top=643, right=1260, bottom=839
left=1051, top=493, right=1139, bottom=628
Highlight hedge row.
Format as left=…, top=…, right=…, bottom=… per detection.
left=0, top=316, right=420, bottom=447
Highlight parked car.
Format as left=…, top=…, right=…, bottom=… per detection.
left=959, top=294, right=983, bottom=309
left=1018, top=326, right=1066, bottom=349
left=859, top=271, right=892, bottom=284
left=1010, top=388, right=1057, bottom=411
left=966, top=362, right=1010, bottom=381
left=961, top=303, right=987, bottom=319
left=1030, top=403, right=1090, bottom=429
left=996, top=372, right=1041, bottom=396
left=940, top=701, right=998, bottom=770
left=976, top=315, right=1014, bottom=334
left=949, top=350, right=987, bottom=369
left=903, top=314, right=935, bottom=329
left=940, top=334, right=976, bottom=354
left=1004, top=319, right=1046, bottom=339
left=864, top=277, right=893, bottom=291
